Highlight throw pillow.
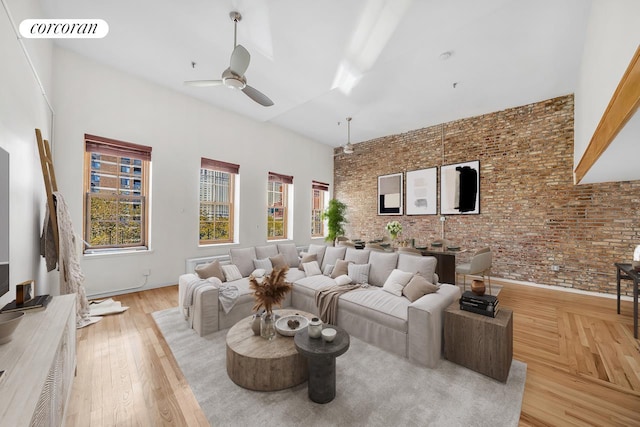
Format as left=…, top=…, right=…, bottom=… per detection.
left=382, top=282, right=405, bottom=297
left=302, top=261, right=322, bottom=277
left=229, top=247, right=257, bottom=277
left=331, top=259, right=351, bottom=279
left=334, top=274, right=353, bottom=286
left=348, top=263, right=371, bottom=284
left=253, top=258, right=273, bottom=274
left=255, top=244, right=278, bottom=259
left=277, top=243, right=300, bottom=268
left=195, top=260, right=225, bottom=282
left=221, top=264, right=243, bottom=281
left=307, top=244, right=327, bottom=266
left=323, top=264, right=335, bottom=276
left=269, top=253, right=288, bottom=269
left=403, top=274, right=439, bottom=302
left=298, top=253, right=318, bottom=271
left=382, top=268, right=413, bottom=290
left=251, top=268, right=266, bottom=278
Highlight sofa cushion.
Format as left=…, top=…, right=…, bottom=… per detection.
left=345, top=248, right=370, bottom=264
left=253, top=258, right=273, bottom=274
left=348, top=263, right=371, bottom=284
left=298, top=253, right=318, bottom=270
left=403, top=274, right=438, bottom=302
left=368, top=251, right=399, bottom=287
left=294, top=275, right=337, bottom=300
left=277, top=243, right=300, bottom=268
left=195, top=260, right=225, bottom=282
left=308, top=244, right=327, bottom=267
left=339, top=287, right=409, bottom=332
left=382, top=269, right=414, bottom=296
left=285, top=268, right=305, bottom=283
left=302, top=261, right=322, bottom=277
left=269, top=253, right=288, bottom=269
left=331, top=259, right=351, bottom=279
left=229, top=247, right=257, bottom=277
left=255, top=245, right=278, bottom=259
left=397, top=254, right=438, bottom=284
left=221, top=264, right=243, bottom=281
left=323, top=264, right=334, bottom=276
left=322, top=246, right=347, bottom=269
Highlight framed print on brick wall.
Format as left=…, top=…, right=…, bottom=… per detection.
left=406, top=167, right=437, bottom=215
left=440, top=160, right=480, bottom=215
left=378, top=173, right=403, bottom=215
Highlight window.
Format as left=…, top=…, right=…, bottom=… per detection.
left=83, top=134, right=151, bottom=253
left=200, top=158, right=238, bottom=244
left=311, top=181, right=329, bottom=237
left=267, top=172, right=293, bottom=240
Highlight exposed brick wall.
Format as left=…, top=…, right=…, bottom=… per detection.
left=334, top=95, right=640, bottom=296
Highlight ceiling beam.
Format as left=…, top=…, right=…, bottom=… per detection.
left=574, top=45, right=640, bottom=184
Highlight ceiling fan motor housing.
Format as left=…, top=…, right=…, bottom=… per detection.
left=222, top=68, right=246, bottom=89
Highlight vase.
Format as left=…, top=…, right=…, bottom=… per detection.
left=471, top=279, right=486, bottom=296
left=261, top=311, right=276, bottom=340
left=308, top=317, right=323, bottom=339
left=251, top=312, right=262, bottom=336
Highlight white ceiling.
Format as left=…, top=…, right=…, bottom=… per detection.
left=40, top=0, right=592, bottom=148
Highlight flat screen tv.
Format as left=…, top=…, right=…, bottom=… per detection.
left=0, top=147, right=9, bottom=298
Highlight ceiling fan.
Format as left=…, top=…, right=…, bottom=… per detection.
left=184, top=11, right=274, bottom=107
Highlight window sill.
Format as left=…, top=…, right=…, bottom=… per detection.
left=83, top=248, right=154, bottom=260
left=198, top=242, right=238, bottom=248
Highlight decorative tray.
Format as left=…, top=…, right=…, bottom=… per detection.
left=275, top=314, right=309, bottom=336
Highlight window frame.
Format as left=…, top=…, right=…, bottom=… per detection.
left=311, top=180, right=329, bottom=238
left=83, top=134, right=151, bottom=254
left=199, top=159, right=238, bottom=245
left=267, top=172, right=293, bottom=241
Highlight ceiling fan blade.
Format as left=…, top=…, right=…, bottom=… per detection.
left=229, top=45, right=250, bottom=76
left=184, top=80, right=223, bottom=87
left=242, top=85, right=274, bottom=106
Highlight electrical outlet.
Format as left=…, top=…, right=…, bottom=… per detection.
left=440, top=216, right=446, bottom=222
left=143, top=269, right=151, bottom=276
left=551, top=265, right=560, bottom=272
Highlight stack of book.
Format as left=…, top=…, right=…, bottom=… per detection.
left=460, top=291, right=499, bottom=317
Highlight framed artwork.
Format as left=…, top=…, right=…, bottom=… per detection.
left=377, top=173, right=403, bottom=215
left=406, top=167, right=437, bottom=215
left=440, top=160, right=480, bottom=215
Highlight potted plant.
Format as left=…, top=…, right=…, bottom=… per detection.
left=322, top=199, right=348, bottom=245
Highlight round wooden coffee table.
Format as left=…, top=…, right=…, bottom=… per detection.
left=226, top=309, right=314, bottom=391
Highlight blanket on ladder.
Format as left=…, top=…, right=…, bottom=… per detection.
left=315, top=283, right=362, bottom=325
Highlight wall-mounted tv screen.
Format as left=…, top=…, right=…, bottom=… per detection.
left=0, top=147, right=9, bottom=298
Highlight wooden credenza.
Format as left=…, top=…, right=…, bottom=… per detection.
left=0, top=294, right=76, bottom=426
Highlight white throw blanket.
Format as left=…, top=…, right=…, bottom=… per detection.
left=182, top=276, right=239, bottom=327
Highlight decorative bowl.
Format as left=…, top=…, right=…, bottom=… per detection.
left=0, top=311, right=25, bottom=345
left=322, top=328, right=337, bottom=342
left=446, top=246, right=460, bottom=251
left=275, top=314, right=309, bottom=337
left=415, top=246, right=427, bottom=250
left=380, top=243, right=391, bottom=248
left=431, top=242, right=443, bottom=247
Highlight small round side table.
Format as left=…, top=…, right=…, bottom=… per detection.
left=294, top=325, right=350, bottom=403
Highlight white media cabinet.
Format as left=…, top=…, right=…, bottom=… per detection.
left=0, top=294, right=76, bottom=426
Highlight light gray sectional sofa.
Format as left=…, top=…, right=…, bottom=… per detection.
left=178, top=243, right=460, bottom=368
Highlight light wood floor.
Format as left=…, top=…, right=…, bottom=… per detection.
left=65, top=282, right=640, bottom=426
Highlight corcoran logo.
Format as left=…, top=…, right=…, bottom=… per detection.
left=19, top=19, right=109, bottom=39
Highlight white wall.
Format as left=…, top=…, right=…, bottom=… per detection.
left=574, top=0, right=640, bottom=173
left=51, top=47, right=334, bottom=297
left=0, top=0, right=55, bottom=308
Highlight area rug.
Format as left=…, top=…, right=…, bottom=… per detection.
left=152, top=307, right=526, bottom=427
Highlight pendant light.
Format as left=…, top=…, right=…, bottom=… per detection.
left=343, top=117, right=354, bottom=154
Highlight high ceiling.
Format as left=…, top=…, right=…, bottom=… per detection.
left=40, top=0, right=592, bottom=148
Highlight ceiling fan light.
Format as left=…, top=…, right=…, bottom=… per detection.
left=223, top=76, right=246, bottom=89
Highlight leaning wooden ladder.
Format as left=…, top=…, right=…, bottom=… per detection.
left=35, top=128, right=59, bottom=252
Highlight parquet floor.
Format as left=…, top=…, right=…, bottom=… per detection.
left=65, top=282, right=640, bottom=426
